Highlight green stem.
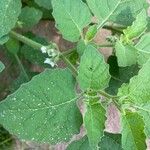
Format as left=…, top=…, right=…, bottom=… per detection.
left=98, top=90, right=118, bottom=99
left=103, top=25, right=124, bottom=34
left=98, top=44, right=114, bottom=48
left=14, top=54, right=29, bottom=81
left=61, top=49, right=75, bottom=56
left=60, top=55, right=77, bottom=77
left=98, top=90, right=121, bottom=111
left=10, top=31, right=43, bottom=50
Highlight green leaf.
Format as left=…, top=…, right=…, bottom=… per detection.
left=135, top=33, right=150, bottom=66
left=0, top=61, right=5, bottom=73
left=19, top=6, right=43, bottom=28
left=0, top=0, right=21, bottom=38
left=110, top=0, right=148, bottom=26
left=77, top=45, right=110, bottom=91
left=118, top=59, right=150, bottom=137
left=0, top=35, right=9, bottom=45
left=86, top=0, right=148, bottom=26
left=86, top=0, right=122, bottom=27
left=67, top=136, right=91, bottom=150
left=121, top=111, right=146, bottom=150
left=85, top=25, right=97, bottom=42
left=52, top=0, right=92, bottom=42
left=99, top=132, right=122, bottom=150
left=120, top=58, right=150, bottom=104
left=5, top=38, right=20, bottom=55
left=34, top=0, right=52, bottom=10
left=84, top=102, right=106, bottom=149
left=77, top=40, right=86, bottom=56
left=115, top=40, right=137, bottom=67
left=67, top=132, right=122, bottom=150
left=137, top=104, right=150, bottom=138
left=0, top=69, right=82, bottom=143
left=121, top=9, right=147, bottom=43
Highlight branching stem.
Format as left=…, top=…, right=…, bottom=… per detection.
left=10, top=31, right=77, bottom=77
left=98, top=90, right=121, bottom=111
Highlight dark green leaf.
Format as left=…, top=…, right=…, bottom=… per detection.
left=5, top=38, right=20, bottom=55
left=19, top=6, right=43, bottom=28
left=99, top=132, right=122, bottom=150
left=67, top=136, right=90, bottom=150
left=0, top=69, right=82, bottom=143
left=34, top=0, right=52, bottom=10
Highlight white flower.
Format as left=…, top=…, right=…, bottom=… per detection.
left=44, top=58, right=55, bottom=67
left=41, top=46, right=47, bottom=53
left=47, top=49, right=56, bottom=57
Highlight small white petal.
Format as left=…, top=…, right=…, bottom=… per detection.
left=41, top=46, right=47, bottom=53
left=44, top=58, right=55, bottom=67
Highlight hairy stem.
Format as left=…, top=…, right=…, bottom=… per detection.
left=10, top=31, right=43, bottom=50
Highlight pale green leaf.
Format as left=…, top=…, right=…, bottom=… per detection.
left=0, top=69, right=82, bottom=143
left=0, top=61, right=5, bottom=73
left=67, top=136, right=90, bottom=150
left=19, top=7, right=43, bottom=28
left=121, top=9, right=147, bottom=43
left=35, top=0, right=52, bottom=10
left=135, top=33, right=150, bottom=66
left=77, top=45, right=110, bottom=91
left=0, top=0, right=21, bottom=38
left=84, top=102, right=106, bottom=149
left=124, top=59, right=150, bottom=104
left=121, top=112, right=146, bottom=150
left=115, top=40, right=137, bottom=67
left=85, top=25, right=97, bottom=42
left=52, top=0, right=92, bottom=42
